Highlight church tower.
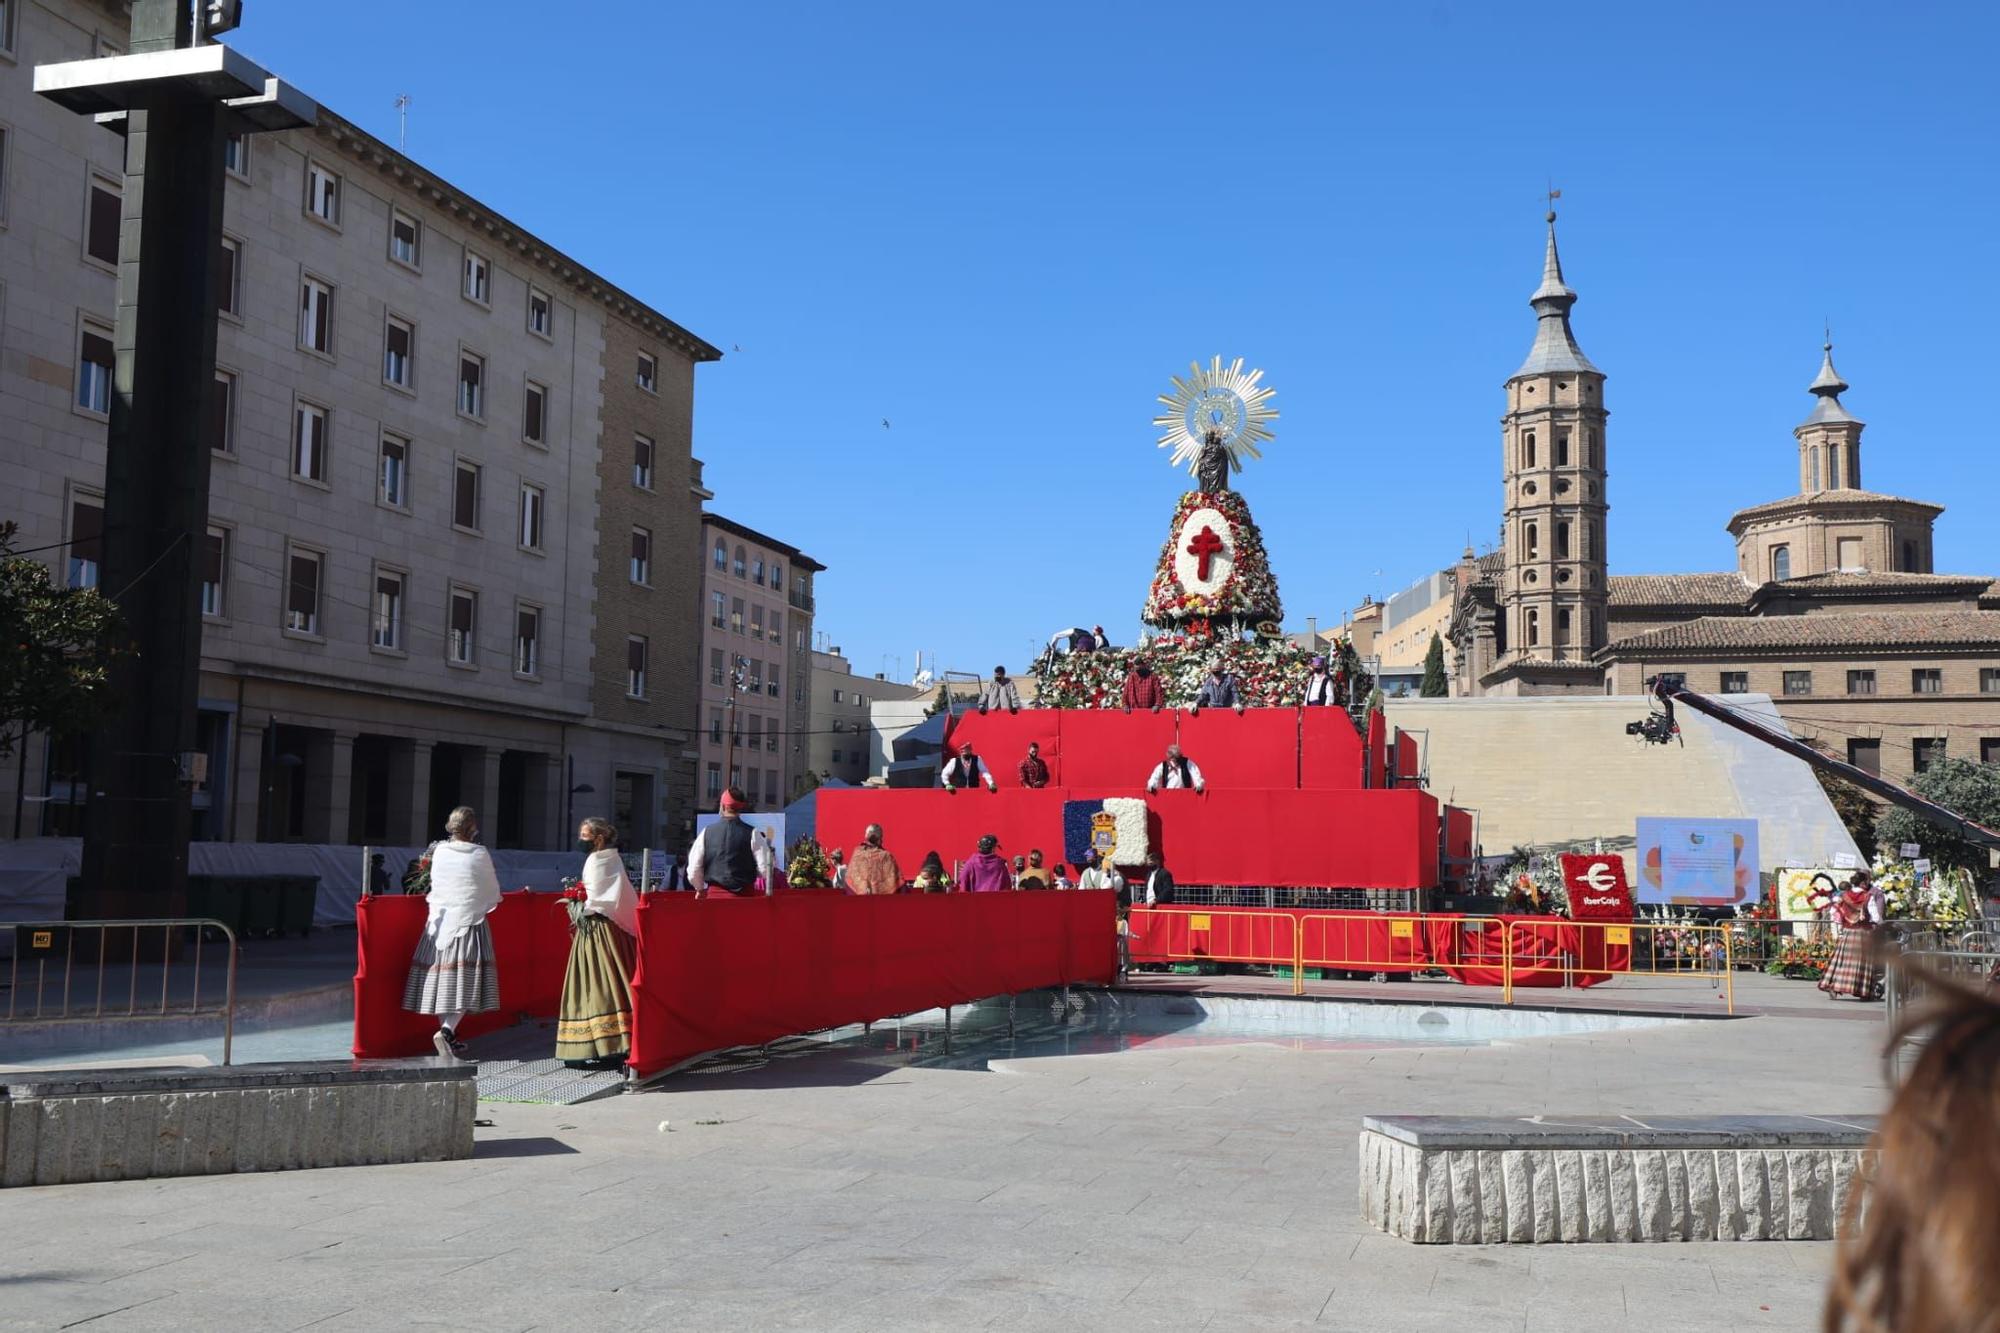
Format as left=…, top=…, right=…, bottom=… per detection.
left=1794, top=339, right=1863, bottom=493
left=1491, top=205, right=1610, bottom=693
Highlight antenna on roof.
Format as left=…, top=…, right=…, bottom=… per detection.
left=394, top=93, right=411, bottom=152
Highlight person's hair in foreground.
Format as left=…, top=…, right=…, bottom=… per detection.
left=1825, top=965, right=2000, bottom=1333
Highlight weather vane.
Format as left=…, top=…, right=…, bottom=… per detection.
left=1153, top=356, right=1278, bottom=491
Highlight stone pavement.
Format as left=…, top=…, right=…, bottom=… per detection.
left=0, top=990, right=1887, bottom=1332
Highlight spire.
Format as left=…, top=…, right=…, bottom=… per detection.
left=1511, top=207, right=1598, bottom=379
left=1800, top=336, right=1858, bottom=426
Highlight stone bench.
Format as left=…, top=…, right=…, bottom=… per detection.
left=1360, top=1114, right=1878, bottom=1244
left=2, top=1059, right=476, bottom=1187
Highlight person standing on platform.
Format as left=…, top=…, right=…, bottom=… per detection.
left=1189, top=662, right=1245, bottom=716
left=1141, top=850, right=1176, bottom=906
left=1145, top=744, right=1206, bottom=793
left=403, top=805, right=502, bottom=1060
left=961, top=834, right=1013, bottom=892
left=556, top=817, right=638, bottom=1070
left=1017, top=848, right=1052, bottom=890
left=1017, top=740, right=1051, bottom=789
left=1820, top=870, right=1886, bottom=1000
left=939, top=741, right=997, bottom=793
left=1078, top=849, right=1125, bottom=902
left=1070, top=627, right=1097, bottom=654
left=912, top=850, right=952, bottom=893
left=978, top=666, right=1022, bottom=715
left=1122, top=657, right=1165, bottom=713
left=687, top=789, right=774, bottom=898
left=1302, top=656, right=1339, bottom=707
left=847, top=824, right=902, bottom=896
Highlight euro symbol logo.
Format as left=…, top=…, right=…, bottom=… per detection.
left=1580, top=862, right=1618, bottom=894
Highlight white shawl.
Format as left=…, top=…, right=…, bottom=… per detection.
left=581, top=848, right=639, bottom=935
left=424, top=839, right=503, bottom=945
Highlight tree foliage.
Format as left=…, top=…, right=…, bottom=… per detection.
left=0, top=521, right=125, bottom=755
left=1419, top=632, right=1448, bottom=697
left=1814, top=767, right=1878, bottom=858
left=1877, top=759, right=2000, bottom=875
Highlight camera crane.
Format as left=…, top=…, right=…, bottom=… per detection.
left=1632, top=674, right=2000, bottom=854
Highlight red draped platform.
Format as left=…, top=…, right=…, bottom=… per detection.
left=352, top=892, right=571, bottom=1057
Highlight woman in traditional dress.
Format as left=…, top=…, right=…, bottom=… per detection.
left=556, top=817, right=639, bottom=1069
left=1820, top=870, right=1885, bottom=1000
left=404, top=806, right=502, bottom=1058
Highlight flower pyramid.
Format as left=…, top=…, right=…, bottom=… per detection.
left=1141, top=489, right=1282, bottom=636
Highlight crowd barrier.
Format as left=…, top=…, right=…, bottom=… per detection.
left=353, top=892, right=571, bottom=1058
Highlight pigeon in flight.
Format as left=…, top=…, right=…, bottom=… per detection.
left=881, top=419, right=891, bottom=430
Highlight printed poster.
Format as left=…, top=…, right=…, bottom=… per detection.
left=1636, top=817, right=1758, bottom=907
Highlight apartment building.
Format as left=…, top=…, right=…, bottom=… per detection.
left=807, top=649, right=927, bottom=786
left=0, top=0, right=717, bottom=850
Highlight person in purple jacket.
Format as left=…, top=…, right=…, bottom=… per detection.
left=959, top=834, right=1014, bottom=893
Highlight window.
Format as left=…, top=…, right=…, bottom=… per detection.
left=747, top=659, right=763, bottom=691
left=710, top=649, right=725, bottom=687
left=713, top=539, right=727, bottom=570
left=709, top=591, right=725, bottom=629
left=1982, top=668, right=2000, bottom=695
left=67, top=497, right=103, bottom=589
left=771, top=564, right=783, bottom=592
left=1782, top=670, right=1812, bottom=697
left=1912, top=668, right=1943, bottom=695
left=709, top=709, right=724, bottom=744
left=515, top=606, right=540, bottom=677
left=527, top=287, right=552, bottom=338
left=626, top=636, right=648, bottom=698
left=766, top=716, right=778, bottom=750
left=1770, top=545, right=1791, bottom=582
left=0, top=125, right=9, bottom=225
left=1555, top=430, right=1570, bottom=466
left=204, top=367, right=235, bottom=454
left=1557, top=609, right=1573, bottom=643
left=765, top=771, right=778, bottom=805
left=831, top=749, right=843, bottom=765
left=1586, top=429, right=1598, bottom=468
left=76, top=323, right=114, bottom=415
left=223, top=132, right=249, bottom=180
left=306, top=162, right=340, bottom=225
left=86, top=174, right=120, bottom=267
left=457, top=351, right=484, bottom=419
left=378, top=433, right=409, bottom=509
left=1555, top=522, right=1570, bottom=558
left=522, top=381, right=547, bottom=444
left=752, top=557, right=765, bottom=586
left=300, top=275, right=334, bottom=354
left=372, top=569, right=405, bottom=650
left=771, top=610, right=783, bottom=644
left=1846, top=738, right=1880, bottom=776
left=630, top=528, right=652, bottom=585
left=767, top=665, right=780, bottom=699
left=292, top=402, right=328, bottom=482
left=389, top=209, right=420, bottom=268
left=1983, top=738, right=2000, bottom=766
left=750, top=606, right=763, bottom=640
left=519, top=483, right=544, bottom=551
left=1901, top=540, right=1917, bottom=573
left=1523, top=430, right=1536, bottom=468
left=833, top=688, right=844, bottom=704
left=730, top=597, right=745, bottom=635
left=452, top=460, right=481, bottom=531
left=832, top=719, right=845, bottom=733
left=636, top=352, right=657, bottom=392
left=285, top=547, right=323, bottom=636
left=1524, top=522, right=1538, bottom=560
left=1829, top=449, right=1842, bottom=488
left=383, top=315, right=414, bottom=389
left=1525, top=608, right=1540, bottom=646
left=1837, top=537, right=1863, bottom=573
left=706, top=763, right=722, bottom=800
left=216, top=237, right=241, bottom=317
left=1913, top=738, right=1946, bottom=774
left=733, top=545, right=747, bottom=578
left=1809, top=449, right=1820, bottom=492
left=447, top=587, right=477, bottom=665
left=1847, top=669, right=1876, bottom=696
left=633, top=434, right=655, bottom=489
left=201, top=527, right=227, bottom=618
left=463, top=250, right=490, bottom=304
left=748, top=766, right=762, bottom=795
left=1719, top=672, right=1748, bottom=694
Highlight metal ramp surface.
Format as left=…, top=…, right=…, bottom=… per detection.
left=464, top=1018, right=626, bottom=1106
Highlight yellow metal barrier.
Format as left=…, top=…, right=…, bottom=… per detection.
left=1503, top=919, right=1737, bottom=1015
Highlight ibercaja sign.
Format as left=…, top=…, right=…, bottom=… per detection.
left=1559, top=854, right=1635, bottom=921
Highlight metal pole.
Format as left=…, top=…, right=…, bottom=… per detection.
left=640, top=848, right=652, bottom=895
left=220, top=921, right=236, bottom=1065
left=361, top=844, right=374, bottom=898
left=1724, top=928, right=1735, bottom=1015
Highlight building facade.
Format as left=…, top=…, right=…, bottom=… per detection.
left=1, top=1, right=717, bottom=850
left=807, top=649, right=927, bottom=786
left=695, top=514, right=822, bottom=811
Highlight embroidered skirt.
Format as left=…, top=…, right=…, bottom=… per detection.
left=402, top=920, right=500, bottom=1017
left=1819, top=926, right=1882, bottom=999
left=555, top=908, right=636, bottom=1062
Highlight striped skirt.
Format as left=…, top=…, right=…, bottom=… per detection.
left=403, top=920, right=500, bottom=1017
left=1819, top=926, right=1882, bottom=1000
left=555, top=909, right=636, bottom=1062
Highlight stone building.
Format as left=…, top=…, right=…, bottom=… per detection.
left=695, top=514, right=822, bottom=811
left=0, top=0, right=717, bottom=849
left=807, top=649, right=928, bottom=786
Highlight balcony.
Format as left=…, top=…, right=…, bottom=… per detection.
left=789, top=591, right=814, bottom=613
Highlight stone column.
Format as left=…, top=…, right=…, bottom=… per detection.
left=231, top=717, right=266, bottom=843
left=467, top=747, right=501, bottom=834
left=303, top=732, right=353, bottom=845
left=525, top=753, right=559, bottom=850
left=385, top=739, right=430, bottom=848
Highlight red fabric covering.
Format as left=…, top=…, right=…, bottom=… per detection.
left=1422, top=915, right=1622, bottom=988
left=625, top=889, right=1117, bottom=1077
left=940, top=709, right=1064, bottom=786
left=352, top=891, right=571, bottom=1058
left=1057, top=708, right=1178, bottom=790
left=1444, top=807, right=1475, bottom=863
left=1364, top=709, right=1387, bottom=788
left=1300, top=706, right=1366, bottom=790
left=1391, top=730, right=1420, bottom=787
left=1174, top=708, right=1299, bottom=790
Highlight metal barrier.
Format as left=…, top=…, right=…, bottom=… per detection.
left=1505, top=920, right=1736, bottom=1014
left=2, top=918, right=239, bottom=1064
left=1128, top=908, right=1306, bottom=995
left=1727, top=917, right=1988, bottom=972
left=1885, top=948, right=2000, bottom=1036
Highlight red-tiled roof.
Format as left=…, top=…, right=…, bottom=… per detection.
left=1604, top=610, right=2000, bottom=655
left=1727, top=489, right=1943, bottom=523
left=1607, top=573, right=1750, bottom=609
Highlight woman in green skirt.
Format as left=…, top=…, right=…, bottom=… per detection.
left=557, top=817, right=639, bottom=1069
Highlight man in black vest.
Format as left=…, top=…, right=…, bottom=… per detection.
left=689, top=788, right=774, bottom=898
left=939, top=742, right=996, bottom=793
left=1144, top=745, right=1205, bottom=793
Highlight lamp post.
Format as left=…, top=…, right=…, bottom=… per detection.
left=721, top=655, right=748, bottom=807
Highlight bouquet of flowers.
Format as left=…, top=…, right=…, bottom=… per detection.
left=1767, top=934, right=1834, bottom=979
left=1495, top=849, right=1570, bottom=917
left=400, top=851, right=431, bottom=894
left=785, top=836, right=834, bottom=889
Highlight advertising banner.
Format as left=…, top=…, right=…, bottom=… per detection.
left=1636, top=817, right=1758, bottom=907
left=1559, top=854, right=1635, bottom=921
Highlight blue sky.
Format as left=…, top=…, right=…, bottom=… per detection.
left=239, top=2, right=1999, bottom=681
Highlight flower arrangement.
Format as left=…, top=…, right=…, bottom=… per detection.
left=1035, top=637, right=1372, bottom=713
left=1766, top=934, right=1834, bottom=979
left=1870, top=856, right=1974, bottom=924
left=785, top=836, right=834, bottom=889
left=1141, top=490, right=1282, bottom=631
left=1495, top=849, right=1570, bottom=917
left=400, top=852, right=431, bottom=894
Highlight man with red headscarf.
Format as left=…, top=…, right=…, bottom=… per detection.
left=688, top=788, right=774, bottom=899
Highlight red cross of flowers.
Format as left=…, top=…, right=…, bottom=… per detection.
left=1186, top=525, right=1225, bottom=581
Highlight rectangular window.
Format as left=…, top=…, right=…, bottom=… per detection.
left=705, top=763, right=721, bottom=799
left=216, top=237, right=241, bottom=317
left=630, top=528, right=652, bottom=585
left=285, top=548, right=323, bottom=636
left=833, top=688, right=844, bottom=704
left=1837, top=537, right=1864, bottom=573
left=519, top=483, right=544, bottom=551
left=201, top=527, right=227, bottom=618
left=86, top=174, right=120, bottom=267
left=300, top=275, right=334, bottom=353
left=383, top=315, right=414, bottom=388
left=223, top=131, right=249, bottom=180
left=292, top=402, right=328, bottom=482
left=0, top=125, right=9, bottom=225
left=447, top=587, right=477, bottom=665
left=627, top=636, right=648, bottom=698
left=710, top=590, right=725, bottom=629
left=306, top=162, right=340, bottom=225
left=1912, top=668, right=1943, bottom=695
left=710, top=649, right=725, bottom=687
left=750, top=605, right=764, bottom=640
left=747, top=659, right=763, bottom=692
left=1913, top=738, right=1946, bottom=774
left=389, top=209, right=420, bottom=268
left=1846, top=738, right=1880, bottom=776
left=1782, top=670, right=1812, bottom=697
left=772, top=610, right=782, bottom=643
left=515, top=606, right=540, bottom=677
left=523, top=381, right=546, bottom=444
left=76, top=323, right=114, bottom=415
left=765, top=770, right=778, bottom=805
left=1847, top=669, right=1877, bottom=696
left=457, top=351, right=484, bottom=418
left=452, top=460, right=480, bottom=531
left=636, top=352, right=657, bottom=392
left=1982, top=668, right=2000, bottom=694
left=767, top=665, right=780, bottom=699
left=463, top=250, right=490, bottom=304
left=730, top=597, right=744, bottom=635
left=1719, top=671, right=1748, bottom=694
left=633, top=434, right=655, bottom=489
left=527, top=287, right=552, bottom=338
left=372, top=569, right=404, bottom=650
left=752, top=557, right=764, bottom=587
left=1981, top=738, right=2000, bottom=765
left=378, top=433, right=409, bottom=508
left=771, top=565, right=782, bottom=592
left=67, top=497, right=103, bottom=589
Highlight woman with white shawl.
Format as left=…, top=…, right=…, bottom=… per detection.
left=556, top=816, right=640, bottom=1069
left=403, top=806, right=503, bottom=1058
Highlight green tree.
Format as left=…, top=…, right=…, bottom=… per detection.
left=0, top=521, right=125, bottom=756
left=1814, top=767, right=1878, bottom=859
left=1419, top=632, right=1448, bottom=697
left=923, top=682, right=954, bottom=718
left=1876, top=758, right=2000, bottom=874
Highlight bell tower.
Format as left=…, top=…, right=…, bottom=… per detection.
left=1794, top=338, right=1864, bottom=492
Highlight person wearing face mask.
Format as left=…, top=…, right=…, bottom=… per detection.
left=1121, top=656, right=1166, bottom=713
left=556, top=816, right=639, bottom=1069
